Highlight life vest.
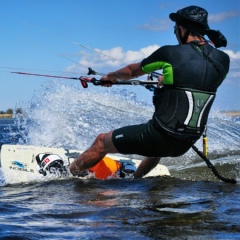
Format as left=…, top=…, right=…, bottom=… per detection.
left=141, top=43, right=230, bottom=140
left=153, top=87, right=215, bottom=140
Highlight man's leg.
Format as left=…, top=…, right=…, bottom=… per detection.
left=134, top=157, right=160, bottom=178
left=69, top=131, right=118, bottom=176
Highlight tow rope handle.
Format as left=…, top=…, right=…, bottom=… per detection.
left=86, top=67, right=159, bottom=91
left=79, top=77, right=116, bottom=88
left=79, top=76, right=158, bottom=89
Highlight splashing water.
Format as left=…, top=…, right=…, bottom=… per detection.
left=13, top=80, right=153, bottom=149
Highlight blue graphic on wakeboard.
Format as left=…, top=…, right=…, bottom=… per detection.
left=12, top=160, right=26, bottom=168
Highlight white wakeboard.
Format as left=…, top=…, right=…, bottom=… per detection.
left=0, top=144, right=170, bottom=185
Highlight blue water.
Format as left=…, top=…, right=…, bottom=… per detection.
left=0, top=80, right=240, bottom=239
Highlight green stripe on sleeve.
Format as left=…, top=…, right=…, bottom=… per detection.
left=142, top=61, right=174, bottom=85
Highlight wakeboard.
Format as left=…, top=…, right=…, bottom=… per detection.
left=0, top=144, right=170, bottom=185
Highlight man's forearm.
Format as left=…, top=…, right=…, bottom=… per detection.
left=105, top=62, right=144, bottom=80
left=134, top=157, right=160, bottom=178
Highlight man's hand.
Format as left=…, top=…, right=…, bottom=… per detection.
left=134, top=157, right=160, bottom=178
left=158, top=75, right=164, bottom=87
left=100, top=73, right=117, bottom=87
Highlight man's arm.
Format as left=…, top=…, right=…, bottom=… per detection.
left=134, top=157, right=160, bottom=178
left=101, top=62, right=144, bottom=82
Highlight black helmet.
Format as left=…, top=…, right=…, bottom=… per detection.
left=169, top=6, right=209, bottom=29
left=169, top=6, right=227, bottom=48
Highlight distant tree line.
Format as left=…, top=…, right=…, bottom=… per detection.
left=0, top=108, right=23, bottom=114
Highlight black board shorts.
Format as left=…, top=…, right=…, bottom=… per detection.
left=112, top=120, right=194, bottom=157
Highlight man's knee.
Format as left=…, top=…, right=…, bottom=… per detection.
left=93, top=133, right=106, bottom=151
left=94, top=131, right=117, bottom=153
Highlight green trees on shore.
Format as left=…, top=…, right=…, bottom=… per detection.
left=0, top=108, right=22, bottom=114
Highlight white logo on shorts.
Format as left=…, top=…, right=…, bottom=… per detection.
left=115, top=134, right=123, bottom=139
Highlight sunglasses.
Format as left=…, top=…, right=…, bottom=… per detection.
left=174, top=25, right=179, bottom=34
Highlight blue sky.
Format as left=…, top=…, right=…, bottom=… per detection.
left=0, top=0, right=239, bottom=111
